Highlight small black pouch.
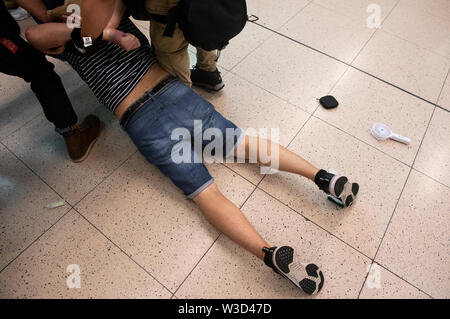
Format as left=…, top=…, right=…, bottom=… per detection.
left=319, top=95, right=339, bottom=109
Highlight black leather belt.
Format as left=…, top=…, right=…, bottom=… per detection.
left=120, top=76, right=176, bottom=129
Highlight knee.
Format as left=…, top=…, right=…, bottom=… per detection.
left=192, top=182, right=222, bottom=202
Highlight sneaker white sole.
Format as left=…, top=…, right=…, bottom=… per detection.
left=329, top=175, right=359, bottom=207
left=272, top=246, right=324, bottom=295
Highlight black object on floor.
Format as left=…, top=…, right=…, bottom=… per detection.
left=319, top=95, right=339, bottom=109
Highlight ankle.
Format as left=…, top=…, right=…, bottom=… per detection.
left=55, top=125, right=77, bottom=137
left=314, top=169, right=335, bottom=193
left=262, top=246, right=276, bottom=268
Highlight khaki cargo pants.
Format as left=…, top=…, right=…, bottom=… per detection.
left=146, top=0, right=217, bottom=87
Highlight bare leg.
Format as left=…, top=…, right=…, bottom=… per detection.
left=234, top=135, right=359, bottom=209
left=190, top=136, right=329, bottom=294
left=192, top=183, right=268, bottom=260
left=234, top=135, right=319, bottom=181
left=192, top=180, right=325, bottom=295
left=191, top=135, right=320, bottom=261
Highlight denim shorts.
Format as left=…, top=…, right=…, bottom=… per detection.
left=125, top=80, right=244, bottom=198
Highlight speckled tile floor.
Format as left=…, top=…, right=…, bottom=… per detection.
left=1, top=0, right=449, bottom=299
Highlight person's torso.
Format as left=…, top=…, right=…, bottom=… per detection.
left=58, top=18, right=157, bottom=113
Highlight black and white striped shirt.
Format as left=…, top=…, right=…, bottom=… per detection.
left=58, top=18, right=157, bottom=113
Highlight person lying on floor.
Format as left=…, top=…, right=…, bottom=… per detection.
left=25, top=16, right=361, bottom=295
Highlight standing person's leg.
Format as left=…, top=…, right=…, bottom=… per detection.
left=0, top=34, right=77, bottom=131
left=195, top=47, right=217, bottom=72
left=191, top=47, right=225, bottom=91
left=0, top=32, right=100, bottom=162
left=149, top=20, right=192, bottom=87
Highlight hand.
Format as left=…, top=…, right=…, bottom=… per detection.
left=103, top=28, right=141, bottom=51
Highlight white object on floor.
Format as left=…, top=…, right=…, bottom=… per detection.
left=9, top=7, right=30, bottom=21
left=371, top=123, right=411, bottom=145
left=46, top=200, right=66, bottom=210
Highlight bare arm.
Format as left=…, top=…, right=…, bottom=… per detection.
left=81, top=0, right=116, bottom=39
left=25, top=22, right=72, bottom=55
left=16, top=0, right=52, bottom=22
left=106, top=0, right=127, bottom=29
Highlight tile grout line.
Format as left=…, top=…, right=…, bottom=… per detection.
left=248, top=20, right=450, bottom=113
left=311, top=114, right=449, bottom=189
left=411, top=107, right=438, bottom=169
left=0, top=208, right=73, bottom=274
left=348, top=0, right=399, bottom=66
left=0, top=141, right=69, bottom=206
left=369, top=262, right=434, bottom=299
left=0, top=144, right=138, bottom=275
left=379, top=27, right=450, bottom=61
left=272, top=0, right=315, bottom=32
left=356, top=168, right=413, bottom=298
left=0, top=111, right=43, bottom=144
left=72, top=207, right=175, bottom=296
left=226, top=32, right=273, bottom=73
left=171, top=234, right=221, bottom=298
left=356, top=102, right=438, bottom=298
left=357, top=99, right=437, bottom=297
left=409, top=167, right=450, bottom=189
left=228, top=68, right=315, bottom=114
left=434, top=67, right=450, bottom=111
left=375, top=0, right=450, bottom=61
left=71, top=149, right=138, bottom=208
left=255, top=186, right=373, bottom=261
left=312, top=115, right=413, bottom=167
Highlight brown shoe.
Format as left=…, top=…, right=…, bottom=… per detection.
left=63, top=115, right=101, bottom=163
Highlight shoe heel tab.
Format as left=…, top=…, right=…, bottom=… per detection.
left=262, top=246, right=276, bottom=268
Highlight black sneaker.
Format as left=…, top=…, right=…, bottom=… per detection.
left=263, top=246, right=325, bottom=295
left=315, top=170, right=359, bottom=207
left=190, top=65, right=225, bottom=91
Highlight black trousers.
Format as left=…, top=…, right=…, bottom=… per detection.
left=0, top=10, right=77, bottom=130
